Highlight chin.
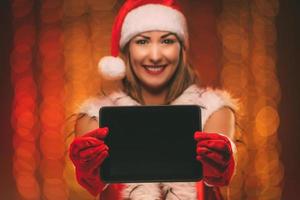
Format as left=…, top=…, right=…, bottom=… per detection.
left=141, top=80, right=170, bottom=93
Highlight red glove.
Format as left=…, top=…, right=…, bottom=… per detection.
left=69, top=127, right=109, bottom=196
left=194, top=131, right=235, bottom=186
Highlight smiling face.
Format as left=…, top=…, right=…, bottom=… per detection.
left=128, top=31, right=181, bottom=93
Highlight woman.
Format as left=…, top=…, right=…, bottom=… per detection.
left=69, top=0, right=238, bottom=199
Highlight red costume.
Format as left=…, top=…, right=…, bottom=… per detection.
left=70, top=85, right=238, bottom=199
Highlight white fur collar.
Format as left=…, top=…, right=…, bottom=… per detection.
left=77, top=84, right=238, bottom=200
left=78, top=84, right=238, bottom=128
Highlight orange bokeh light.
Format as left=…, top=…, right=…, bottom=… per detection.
left=40, top=133, right=65, bottom=159
left=15, top=174, right=40, bottom=200
left=255, top=106, right=280, bottom=137
left=43, top=178, right=68, bottom=199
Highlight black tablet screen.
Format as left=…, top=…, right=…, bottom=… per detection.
left=99, top=105, right=202, bottom=183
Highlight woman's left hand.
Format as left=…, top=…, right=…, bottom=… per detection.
left=194, top=131, right=235, bottom=186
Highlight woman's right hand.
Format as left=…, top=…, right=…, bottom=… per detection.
left=69, top=127, right=109, bottom=196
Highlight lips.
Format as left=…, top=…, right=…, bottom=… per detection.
left=142, top=64, right=168, bottom=75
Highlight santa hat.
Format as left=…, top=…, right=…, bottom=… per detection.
left=98, top=0, right=189, bottom=80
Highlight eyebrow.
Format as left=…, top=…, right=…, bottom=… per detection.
left=136, top=33, right=176, bottom=39
left=137, top=35, right=150, bottom=40
left=161, top=33, right=175, bottom=38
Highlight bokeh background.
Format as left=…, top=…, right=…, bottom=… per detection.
left=1, top=0, right=299, bottom=199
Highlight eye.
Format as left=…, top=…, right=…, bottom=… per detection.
left=162, top=38, right=176, bottom=44
left=135, top=39, right=148, bottom=45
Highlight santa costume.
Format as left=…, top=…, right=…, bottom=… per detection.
left=69, top=0, right=238, bottom=199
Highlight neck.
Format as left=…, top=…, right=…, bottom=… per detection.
left=141, top=87, right=168, bottom=105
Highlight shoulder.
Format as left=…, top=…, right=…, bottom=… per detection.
left=172, top=85, right=239, bottom=125
left=207, top=106, right=235, bottom=121
left=204, top=106, right=235, bottom=138
left=77, top=95, right=114, bottom=118
left=199, top=87, right=239, bottom=112
left=74, top=114, right=98, bottom=136
left=172, top=84, right=238, bottom=110
left=77, top=90, right=140, bottom=119
left=74, top=96, right=113, bottom=136
left=200, top=87, right=239, bottom=130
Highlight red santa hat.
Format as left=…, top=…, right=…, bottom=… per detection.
left=98, top=0, right=189, bottom=80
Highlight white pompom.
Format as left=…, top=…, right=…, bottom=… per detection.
left=98, top=56, right=126, bottom=80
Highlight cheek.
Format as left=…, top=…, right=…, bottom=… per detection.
left=165, top=47, right=180, bottom=65
left=164, top=45, right=180, bottom=64
left=129, top=47, right=147, bottom=66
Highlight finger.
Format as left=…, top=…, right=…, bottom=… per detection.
left=196, top=153, right=227, bottom=173
left=197, top=147, right=228, bottom=165
left=92, top=151, right=109, bottom=172
left=84, top=127, right=109, bottom=140
left=197, top=140, right=231, bottom=157
left=70, top=142, right=105, bottom=164
left=85, top=151, right=109, bottom=174
left=70, top=137, right=104, bottom=155
left=77, top=150, right=109, bottom=173
left=78, top=144, right=109, bottom=160
left=194, top=131, right=202, bottom=141
left=197, top=155, right=223, bottom=178
left=72, top=137, right=104, bottom=148
left=77, top=144, right=109, bottom=163
left=194, top=132, right=230, bottom=143
left=197, top=147, right=229, bottom=166
left=77, top=145, right=108, bottom=164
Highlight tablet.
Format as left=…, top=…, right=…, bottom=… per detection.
left=99, top=105, right=202, bottom=183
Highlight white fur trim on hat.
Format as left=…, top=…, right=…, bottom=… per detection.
left=98, top=56, right=126, bottom=80
left=120, top=4, right=189, bottom=49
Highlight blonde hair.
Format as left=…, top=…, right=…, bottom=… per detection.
left=121, top=40, right=198, bottom=105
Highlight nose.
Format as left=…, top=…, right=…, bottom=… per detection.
left=148, top=44, right=163, bottom=64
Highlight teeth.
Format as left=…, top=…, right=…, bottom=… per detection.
left=146, top=67, right=163, bottom=72
left=144, top=65, right=165, bottom=72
